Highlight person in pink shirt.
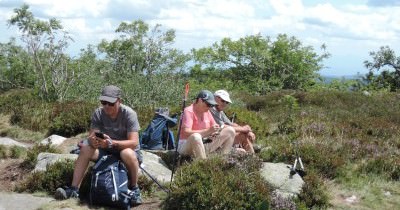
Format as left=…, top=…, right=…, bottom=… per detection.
left=178, top=90, right=235, bottom=159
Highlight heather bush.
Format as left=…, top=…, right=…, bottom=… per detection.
left=17, top=159, right=74, bottom=193
left=22, top=142, right=61, bottom=169
left=0, top=145, right=7, bottom=159
left=9, top=145, right=26, bottom=159
left=297, top=170, right=330, bottom=209
left=163, top=154, right=270, bottom=210
left=48, top=101, right=96, bottom=137
left=358, top=155, right=400, bottom=181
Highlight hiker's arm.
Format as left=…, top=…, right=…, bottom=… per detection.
left=232, top=124, right=252, bottom=134
left=105, top=132, right=139, bottom=150
left=90, top=130, right=139, bottom=150
left=182, top=125, right=220, bottom=138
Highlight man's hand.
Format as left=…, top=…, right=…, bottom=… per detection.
left=89, top=133, right=111, bottom=149
left=208, top=124, right=221, bottom=136
left=242, top=125, right=252, bottom=133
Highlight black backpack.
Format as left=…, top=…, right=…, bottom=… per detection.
left=89, top=155, right=131, bottom=209
left=140, top=108, right=177, bottom=150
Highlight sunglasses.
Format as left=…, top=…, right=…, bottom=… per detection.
left=202, top=99, right=215, bottom=107
left=100, top=100, right=116, bottom=106
left=221, top=99, right=230, bottom=105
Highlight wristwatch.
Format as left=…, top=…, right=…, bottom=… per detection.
left=106, top=138, right=113, bottom=149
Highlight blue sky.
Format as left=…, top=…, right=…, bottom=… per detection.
left=0, top=0, right=399, bottom=76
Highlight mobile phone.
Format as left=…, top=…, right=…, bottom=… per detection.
left=95, top=131, right=105, bottom=139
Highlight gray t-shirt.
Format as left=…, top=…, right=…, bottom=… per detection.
left=90, top=104, right=140, bottom=141
left=209, top=107, right=233, bottom=126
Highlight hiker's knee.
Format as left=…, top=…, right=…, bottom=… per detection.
left=224, top=126, right=235, bottom=137
left=188, top=133, right=203, bottom=144
left=79, top=144, right=96, bottom=158
left=120, top=148, right=138, bottom=163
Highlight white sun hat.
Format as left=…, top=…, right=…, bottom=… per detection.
left=214, top=90, right=232, bottom=103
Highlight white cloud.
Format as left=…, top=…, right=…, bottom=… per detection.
left=1, top=0, right=399, bottom=76
left=25, top=0, right=109, bottom=18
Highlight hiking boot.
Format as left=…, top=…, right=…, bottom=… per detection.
left=55, top=186, right=79, bottom=200
left=128, top=187, right=142, bottom=205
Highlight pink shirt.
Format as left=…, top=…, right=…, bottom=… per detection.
left=179, top=104, right=216, bottom=140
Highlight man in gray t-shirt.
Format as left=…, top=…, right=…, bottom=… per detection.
left=55, top=85, right=142, bottom=205
left=210, top=90, right=255, bottom=153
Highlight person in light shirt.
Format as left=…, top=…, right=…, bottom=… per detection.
left=210, top=90, right=255, bottom=153
left=178, top=90, right=235, bottom=159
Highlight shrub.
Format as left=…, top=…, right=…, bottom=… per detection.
left=358, top=155, right=400, bottom=181
left=17, top=159, right=74, bottom=193
left=163, top=154, right=270, bottom=210
left=299, top=142, right=346, bottom=179
left=225, top=107, right=270, bottom=139
left=22, top=143, right=61, bottom=169
left=138, top=174, right=157, bottom=196
left=48, top=101, right=96, bottom=137
left=270, top=192, right=296, bottom=210
left=0, top=145, right=7, bottom=159
left=9, top=145, right=26, bottom=159
left=297, top=170, right=330, bottom=209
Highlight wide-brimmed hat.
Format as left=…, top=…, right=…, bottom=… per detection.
left=99, top=85, right=121, bottom=103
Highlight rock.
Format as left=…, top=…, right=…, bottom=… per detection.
left=40, top=135, right=67, bottom=146
left=363, top=90, right=371, bottom=96
left=0, top=192, right=54, bottom=210
left=345, top=195, right=357, bottom=203
left=260, top=162, right=304, bottom=198
left=140, top=150, right=172, bottom=182
left=34, top=152, right=78, bottom=172
left=0, top=137, right=28, bottom=148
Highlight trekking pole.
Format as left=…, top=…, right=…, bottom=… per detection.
left=170, top=82, right=189, bottom=185
left=139, top=165, right=170, bottom=193
left=289, top=140, right=306, bottom=177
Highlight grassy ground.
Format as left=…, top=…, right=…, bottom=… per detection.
left=1, top=89, right=400, bottom=209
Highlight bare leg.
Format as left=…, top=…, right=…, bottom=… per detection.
left=71, top=144, right=98, bottom=188
left=120, top=148, right=139, bottom=188
left=234, top=133, right=255, bottom=153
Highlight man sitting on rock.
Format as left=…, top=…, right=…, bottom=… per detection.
left=210, top=90, right=256, bottom=153
left=55, top=85, right=142, bottom=205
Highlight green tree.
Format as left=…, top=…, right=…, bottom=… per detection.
left=8, top=4, right=76, bottom=101
left=97, top=20, right=189, bottom=107
left=0, top=38, right=35, bottom=90
left=363, top=46, right=400, bottom=91
left=192, top=34, right=329, bottom=93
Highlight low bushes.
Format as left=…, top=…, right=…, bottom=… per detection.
left=163, top=154, right=271, bottom=210
left=22, top=143, right=61, bottom=169
left=48, top=101, right=96, bottom=137
left=0, top=145, right=27, bottom=159
left=17, top=159, right=74, bottom=193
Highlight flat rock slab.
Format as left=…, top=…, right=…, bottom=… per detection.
left=260, top=162, right=304, bottom=198
left=40, top=134, right=67, bottom=146
left=140, top=150, right=172, bottom=182
left=0, top=137, right=28, bottom=148
left=34, top=152, right=78, bottom=172
left=0, top=192, right=54, bottom=210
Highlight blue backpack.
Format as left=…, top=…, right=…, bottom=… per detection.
left=140, top=108, right=177, bottom=150
left=89, top=155, right=131, bottom=209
